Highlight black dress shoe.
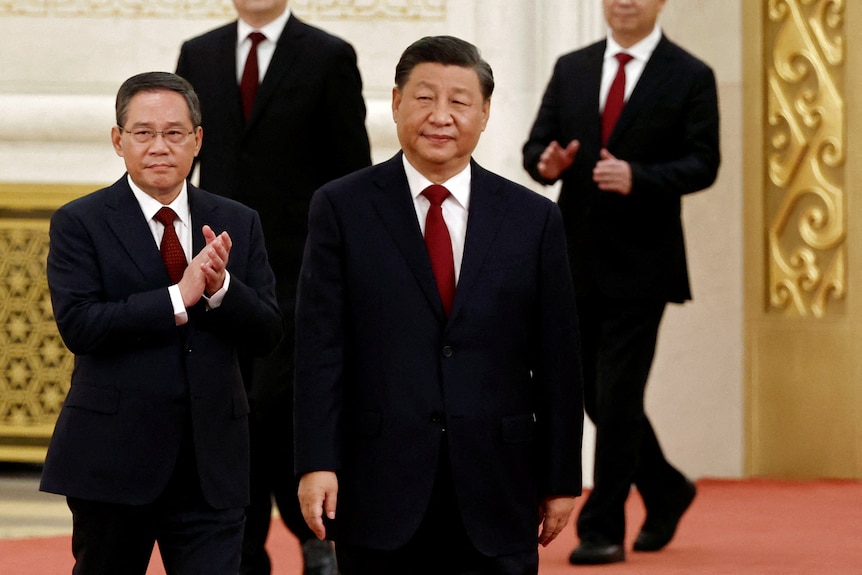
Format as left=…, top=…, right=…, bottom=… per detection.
left=633, top=479, right=697, bottom=552
left=302, top=539, right=338, bottom=575
left=568, top=541, right=625, bottom=565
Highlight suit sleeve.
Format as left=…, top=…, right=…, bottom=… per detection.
left=322, top=41, right=372, bottom=175
left=293, top=188, right=346, bottom=476
left=47, top=207, right=179, bottom=355
left=629, top=63, right=721, bottom=199
left=523, top=58, right=566, bottom=186
left=532, top=202, right=584, bottom=495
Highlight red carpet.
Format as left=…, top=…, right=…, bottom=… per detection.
left=2, top=479, right=861, bottom=574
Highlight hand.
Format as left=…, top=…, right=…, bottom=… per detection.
left=298, top=471, right=338, bottom=540
left=178, top=225, right=231, bottom=307
left=537, top=140, right=580, bottom=181
left=593, top=149, right=632, bottom=195
left=201, top=225, right=231, bottom=296
left=537, top=495, right=576, bottom=547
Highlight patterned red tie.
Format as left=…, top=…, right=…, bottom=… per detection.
left=153, top=207, right=187, bottom=284
left=422, top=185, right=456, bottom=316
left=240, top=31, right=267, bottom=120
left=602, top=52, right=634, bottom=146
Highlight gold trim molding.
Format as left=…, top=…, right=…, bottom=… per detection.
left=765, top=0, right=846, bottom=317
left=0, top=0, right=446, bottom=20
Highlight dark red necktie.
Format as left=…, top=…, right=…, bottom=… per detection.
left=602, top=52, right=634, bottom=145
left=422, top=185, right=456, bottom=316
left=153, top=207, right=187, bottom=284
left=240, top=31, right=267, bottom=120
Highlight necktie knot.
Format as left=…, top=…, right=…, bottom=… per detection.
left=248, top=31, right=266, bottom=47
left=154, top=206, right=177, bottom=227
left=615, top=52, right=634, bottom=67
left=422, top=184, right=450, bottom=207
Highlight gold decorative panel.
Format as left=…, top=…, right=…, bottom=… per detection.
left=0, top=0, right=446, bottom=20
left=765, top=0, right=846, bottom=317
left=0, top=186, right=87, bottom=463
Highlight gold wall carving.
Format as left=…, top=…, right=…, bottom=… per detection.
left=765, top=0, right=845, bottom=317
left=0, top=0, right=446, bottom=20
left=0, top=186, right=89, bottom=463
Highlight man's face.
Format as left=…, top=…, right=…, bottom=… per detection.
left=111, top=90, right=202, bottom=204
left=392, top=62, right=490, bottom=182
left=232, top=0, right=288, bottom=26
left=603, top=0, right=666, bottom=46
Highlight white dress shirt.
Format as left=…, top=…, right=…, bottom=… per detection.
left=599, top=24, right=663, bottom=112
left=236, top=7, right=291, bottom=83
left=403, top=156, right=470, bottom=284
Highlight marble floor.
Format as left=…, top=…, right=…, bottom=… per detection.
left=0, top=464, right=71, bottom=540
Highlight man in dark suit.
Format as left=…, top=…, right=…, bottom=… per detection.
left=294, top=36, right=584, bottom=575
left=175, top=1, right=371, bottom=573
left=40, top=72, right=282, bottom=574
left=523, top=0, right=720, bottom=565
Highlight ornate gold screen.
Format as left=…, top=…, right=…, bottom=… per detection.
left=766, top=0, right=845, bottom=317
left=0, top=187, right=85, bottom=462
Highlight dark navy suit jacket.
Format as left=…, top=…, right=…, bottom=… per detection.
left=40, top=177, right=281, bottom=509
left=294, top=154, right=584, bottom=555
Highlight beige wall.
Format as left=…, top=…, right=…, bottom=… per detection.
left=0, top=1, right=747, bottom=480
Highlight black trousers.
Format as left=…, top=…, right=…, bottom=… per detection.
left=336, top=441, right=539, bottom=575
left=68, top=429, right=244, bottom=575
left=575, top=297, right=689, bottom=545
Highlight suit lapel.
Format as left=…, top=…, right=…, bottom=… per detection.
left=103, top=177, right=172, bottom=285
left=245, top=15, right=304, bottom=129
left=450, top=162, right=509, bottom=321
left=211, top=23, right=245, bottom=129
left=609, top=36, right=675, bottom=145
left=368, top=155, right=445, bottom=318
left=188, top=185, right=220, bottom=255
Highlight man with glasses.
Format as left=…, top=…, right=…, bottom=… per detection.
left=40, top=71, right=282, bottom=575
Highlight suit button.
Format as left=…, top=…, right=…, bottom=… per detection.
left=441, top=345, right=454, bottom=358
left=186, top=347, right=193, bottom=355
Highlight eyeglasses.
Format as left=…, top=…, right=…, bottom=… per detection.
left=121, top=127, right=195, bottom=145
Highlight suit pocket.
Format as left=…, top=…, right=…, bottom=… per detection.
left=500, top=413, right=536, bottom=444
left=64, top=384, right=120, bottom=415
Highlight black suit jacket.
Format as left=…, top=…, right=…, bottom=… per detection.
left=523, top=35, right=720, bottom=303
left=176, top=14, right=371, bottom=304
left=40, top=177, right=282, bottom=509
left=294, top=154, right=584, bottom=555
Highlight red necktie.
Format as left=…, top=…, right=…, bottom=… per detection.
left=240, top=31, right=267, bottom=120
left=602, top=52, right=634, bottom=146
left=153, top=207, right=187, bottom=284
left=422, top=185, right=456, bottom=316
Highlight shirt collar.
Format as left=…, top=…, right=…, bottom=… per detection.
left=237, top=6, right=291, bottom=45
left=127, top=175, right=190, bottom=226
left=604, top=24, right=662, bottom=62
left=402, top=155, right=471, bottom=211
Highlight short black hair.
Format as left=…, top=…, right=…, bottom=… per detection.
left=394, top=36, right=494, bottom=100
left=115, top=72, right=202, bottom=128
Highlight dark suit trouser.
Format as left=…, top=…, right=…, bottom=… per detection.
left=336, top=440, right=539, bottom=575
left=242, top=304, right=316, bottom=575
left=575, top=297, right=689, bottom=545
left=68, top=425, right=244, bottom=575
